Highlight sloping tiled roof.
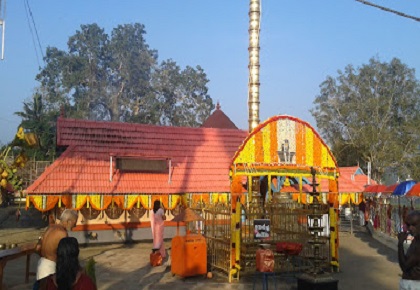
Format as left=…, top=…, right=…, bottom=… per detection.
left=338, top=166, right=377, bottom=193
left=28, top=118, right=248, bottom=195
left=201, top=103, right=238, bottom=129
left=312, top=166, right=376, bottom=193
left=339, top=166, right=363, bottom=177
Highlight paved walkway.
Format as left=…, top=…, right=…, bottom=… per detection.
left=2, top=226, right=402, bottom=290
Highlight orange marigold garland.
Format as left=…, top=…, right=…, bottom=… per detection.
left=313, top=137, right=322, bottom=168
left=270, top=121, right=278, bottom=162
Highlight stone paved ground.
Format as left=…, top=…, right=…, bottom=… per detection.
left=0, top=205, right=48, bottom=245
left=1, top=206, right=403, bottom=290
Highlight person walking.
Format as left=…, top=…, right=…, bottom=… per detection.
left=151, top=200, right=166, bottom=259
left=358, top=199, right=366, bottom=226
left=397, top=210, right=420, bottom=290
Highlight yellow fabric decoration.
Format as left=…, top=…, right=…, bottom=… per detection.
left=89, top=195, right=101, bottom=209
left=29, top=195, right=58, bottom=212
left=181, top=194, right=188, bottom=207
left=74, top=195, right=87, bottom=210
left=139, top=195, right=150, bottom=209
left=219, top=193, right=228, bottom=204
left=329, top=206, right=339, bottom=269
left=151, top=196, right=169, bottom=209
left=31, top=196, right=43, bottom=211
left=126, top=195, right=139, bottom=210
left=168, top=195, right=179, bottom=210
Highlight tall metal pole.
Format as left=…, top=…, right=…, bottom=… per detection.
left=0, top=0, right=6, bottom=60
left=248, top=0, right=261, bottom=132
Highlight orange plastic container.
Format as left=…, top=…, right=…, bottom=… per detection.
left=256, top=249, right=274, bottom=272
left=171, top=234, right=207, bottom=277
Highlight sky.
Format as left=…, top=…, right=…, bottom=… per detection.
left=1, top=0, right=419, bottom=144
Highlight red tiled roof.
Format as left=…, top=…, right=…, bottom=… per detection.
left=312, top=166, right=376, bottom=193
left=201, top=103, right=238, bottom=129
left=338, top=166, right=377, bottom=193
left=28, top=118, right=248, bottom=195
left=339, top=166, right=361, bottom=176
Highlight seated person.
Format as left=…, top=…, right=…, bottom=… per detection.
left=41, top=237, right=97, bottom=290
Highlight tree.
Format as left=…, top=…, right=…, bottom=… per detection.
left=36, top=23, right=214, bottom=126
left=14, top=93, right=57, bottom=160
left=0, top=127, right=38, bottom=205
left=311, top=57, right=420, bottom=181
left=144, top=59, right=213, bottom=127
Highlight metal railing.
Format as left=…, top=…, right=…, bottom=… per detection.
left=189, top=196, right=332, bottom=277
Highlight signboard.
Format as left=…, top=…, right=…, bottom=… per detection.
left=254, top=219, right=270, bottom=240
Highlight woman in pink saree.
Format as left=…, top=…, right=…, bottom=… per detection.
left=151, top=200, right=166, bottom=259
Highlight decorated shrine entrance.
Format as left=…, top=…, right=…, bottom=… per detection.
left=24, top=115, right=340, bottom=282
left=189, top=116, right=340, bottom=281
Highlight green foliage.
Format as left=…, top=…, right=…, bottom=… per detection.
left=14, top=93, right=57, bottom=160
left=35, top=23, right=214, bottom=127
left=311, top=57, right=420, bottom=181
left=84, top=257, right=97, bottom=286
left=0, top=127, right=38, bottom=205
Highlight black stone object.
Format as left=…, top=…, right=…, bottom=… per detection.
left=297, top=167, right=338, bottom=290
left=297, top=273, right=338, bottom=290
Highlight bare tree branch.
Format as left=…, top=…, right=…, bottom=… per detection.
left=355, top=0, right=420, bottom=22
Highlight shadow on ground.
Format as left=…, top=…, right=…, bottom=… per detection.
left=353, top=228, right=398, bottom=264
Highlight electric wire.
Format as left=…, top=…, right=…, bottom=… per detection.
left=355, top=0, right=420, bottom=22
left=23, top=0, right=40, bottom=67
left=23, top=0, right=44, bottom=67
left=25, top=0, right=44, bottom=61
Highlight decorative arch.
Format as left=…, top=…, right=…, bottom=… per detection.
left=230, top=115, right=339, bottom=181
left=228, top=115, right=341, bottom=275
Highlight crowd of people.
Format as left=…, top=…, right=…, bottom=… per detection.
left=357, top=197, right=415, bottom=236
left=357, top=197, right=420, bottom=289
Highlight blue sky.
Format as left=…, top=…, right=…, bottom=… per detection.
left=1, top=0, right=419, bottom=144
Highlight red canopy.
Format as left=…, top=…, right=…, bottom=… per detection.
left=405, top=183, right=420, bottom=197
left=363, top=184, right=387, bottom=193
left=383, top=184, right=398, bottom=195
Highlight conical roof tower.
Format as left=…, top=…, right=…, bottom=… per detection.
left=201, top=102, right=238, bottom=129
